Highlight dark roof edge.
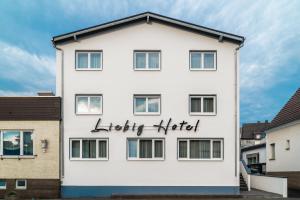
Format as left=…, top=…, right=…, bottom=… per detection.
left=52, top=12, right=245, bottom=45
left=241, top=143, right=266, bottom=152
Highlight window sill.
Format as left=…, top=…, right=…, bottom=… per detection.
left=189, top=68, right=217, bottom=71
left=70, top=158, right=108, bottom=161
left=76, top=113, right=103, bottom=115
left=127, top=158, right=165, bottom=161
left=75, top=68, right=102, bottom=71
left=269, top=158, right=275, bottom=161
left=178, top=158, right=223, bottom=161
left=134, top=68, right=160, bottom=71
left=0, top=155, right=36, bottom=160
left=189, top=112, right=216, bottom=116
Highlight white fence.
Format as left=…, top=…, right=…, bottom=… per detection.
left=240, top=161, right=251, bottom=191
left=250, top=175, right=288, bottom=198
left=240, top=161, right=288, bottom=197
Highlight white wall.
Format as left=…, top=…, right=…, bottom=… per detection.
left=266, top=121, right=300, bottom=172
left=56, top=21, right=240, bottom=187
left=242, top=147, right=266, bottom=165
left=250, top=175, right=287, bottom=197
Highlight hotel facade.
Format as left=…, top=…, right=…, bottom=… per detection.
left=52, top=12, right=244, bottom=198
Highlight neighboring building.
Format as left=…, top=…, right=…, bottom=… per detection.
left=240, top=121, right=269, bottom=148
left=266, top=88, right=300, bottom=191
left=52, top=12, right=244, bottom=198
left=240, top=121, right=269, bottom=174
left=0, top=96, right=61, bottom=199
left=241, top=143, right=266, bottom=174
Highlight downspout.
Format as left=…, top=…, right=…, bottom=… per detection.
left=52, top=41, right=65, bottom=181
left=234, top=40, right=244, bottom=178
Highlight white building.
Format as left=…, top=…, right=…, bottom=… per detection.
left=52, top=12, right=244, bottom=198
left=266, top=88, right=300, bottom=192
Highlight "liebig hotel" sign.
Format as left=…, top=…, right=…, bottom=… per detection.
left=91, top=118, right=200, bottom=136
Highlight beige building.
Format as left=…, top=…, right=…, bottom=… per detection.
left=0, top=96, right=61, bottom=199
left=266, top=88, right=300, bottom=193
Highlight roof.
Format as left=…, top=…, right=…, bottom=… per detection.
left=52, top=12, right=245, bottom=45
left=241, top=121, right=270, bottom=139
left=241, top=143, right=266, bottom=152
left=268, top=88, right=300, bottom=130
left=0, top=97, right=61, bottom=120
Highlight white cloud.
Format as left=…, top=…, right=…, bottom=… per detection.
left=0, top=41, right=55, bottom=95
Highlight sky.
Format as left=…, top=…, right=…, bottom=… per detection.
left=0, top=0, right=299, bottom=124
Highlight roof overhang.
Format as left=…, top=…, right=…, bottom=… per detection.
left=52, top=12, right=245, bottom=45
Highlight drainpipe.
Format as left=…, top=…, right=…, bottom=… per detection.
left=234, top=40, right=244, bottom=178
left=52, top=41, right=65, bottom=180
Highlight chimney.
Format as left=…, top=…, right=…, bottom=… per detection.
left=37, top=91, right=54, bottom=96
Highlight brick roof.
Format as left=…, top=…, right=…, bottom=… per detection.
left=269, top=88, right=300, bottom=130
left=241, top=121, right=270, bottom=139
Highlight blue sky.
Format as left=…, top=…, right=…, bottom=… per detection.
left=0, top=0, right=299, bottom=124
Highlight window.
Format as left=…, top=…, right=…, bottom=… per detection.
left=76, top=51, right=102, bottom=70
left=247, top=153, right=259, bottom=165
left=0, top=131, right=33, bottom=156
left=70, top=139, right=108, bottom=160
left=134, top=95, right=160, bottom=115
left=190, top=51, right=216, bottom=70
left=127, top=138, right=164, bottom=160
left=189, top=95, right=216, bottom=115
left=76, top=95, right=102, bottom=114
left=16, top=180, right=27, bottom=190
left=178, top=139, right=223, bottom=160
left=285, top=140, right=290, bottom=150
left=134, top=51, right=160, bottom=70
left=270, top=143, right=275, bottom=160
left=0, top=180, right=6, bottom=189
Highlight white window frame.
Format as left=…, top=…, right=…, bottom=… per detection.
left=189, top=95, right=216, bottom=115
left=70, top=138, right=108, bottom=161
left=134, top=95, right=161, bottom=115
left=75, top=51, right=102, bottom=70
left=75, top=95, right=103, bottom=115
left=16, top=179, right=27, bottom=190
left=189, top=51, right=216, bottom=71
left=0, top=180, right=6, bottom=190
left=127, top=138, right=165, bottom=161
left=134, top=51, right=161, bottom=70
left=270, top=143, right=275, bottom=160
left=0, top=130, right=34, bottom=158
left=177, top=138, right=223, bottom=161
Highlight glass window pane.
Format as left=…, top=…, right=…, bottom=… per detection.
left=203, top=97, right=214, bottom=113
left=90, top=96, right=101, bottom=113
left=3, top=131, right=20, bottom=155
left=0, top=180, right=6, bottom=188
left=17, top=180, right=26, bottom=187
left=190, top=140, right=210, bottom=159
left=77, top=96, right=89, bottom=113
left=135, top=97, right=146, bottom=112
left=128, top=139, right=137, bottom=158
left=191, top=97, right=201, bottom=113
left=179, top=141, right=188, bottom=158
left=191, top=52, right=201, bottom=69
left=148, top=97, right=159, bottom=112
left=71, top=140, right=80, bottom=158
left=135, top=53, right=146, bottom=69
left=90, top=53, right=101, bottom=68
left=23, top=132, right=33, bottom=155
left=148, top=52, right=159, bottom=69
left=77, top=53, right=88, bottom=68
left=98, top=140, right=107, bottom=158
left=213, top=141, right=221, bottom=158
left=139, top=140, right=152, bottom=158
left=82, top=140, right=96, bottom=158
left=203, top=53, right=215, bottom=69
left=154, top=140, right=163, bottom=158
